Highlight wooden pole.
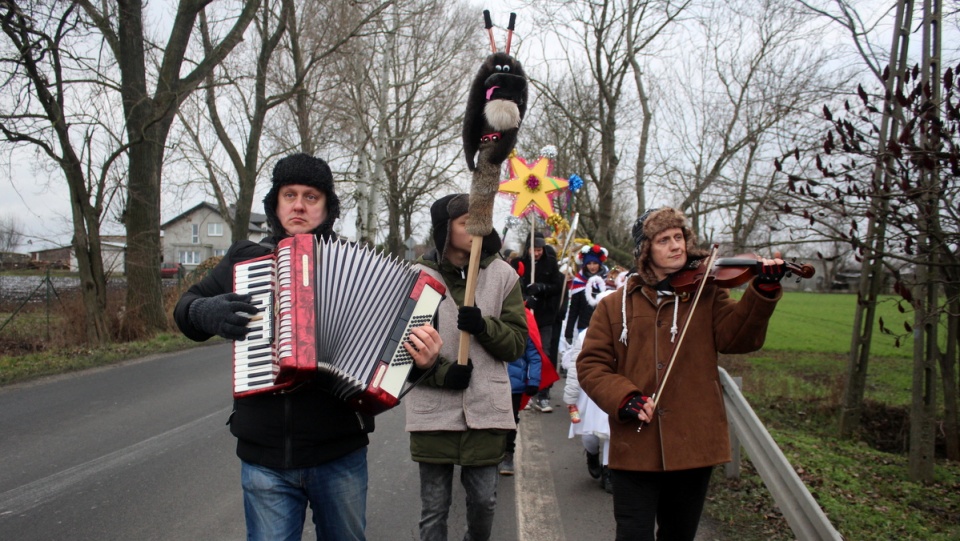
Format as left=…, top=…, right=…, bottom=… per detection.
left=457, top=239, right=484, bottom=365
left=529, top=213, right=536, bottom=286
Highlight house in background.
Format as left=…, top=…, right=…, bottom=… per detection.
left=29, top=235, right=126, bottom=274
left=160, top=202, right=269, bottom=271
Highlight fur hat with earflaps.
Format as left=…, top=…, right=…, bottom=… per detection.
left=263, top=153, right=341, bottom=239
left=631, top=207, right=709, bottom=286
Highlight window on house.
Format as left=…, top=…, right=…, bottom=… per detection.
left=208, top=223, right=223, bottom=237
left=214, top=249, right=227, bottom=257
left=191, top=224, right=200, bottom=244
left=179, top=251, right=202, bottom=265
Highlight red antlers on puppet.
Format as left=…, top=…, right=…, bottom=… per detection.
left=484, top=10, right=516, bottom=54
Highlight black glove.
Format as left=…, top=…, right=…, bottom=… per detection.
left=756, top=260, right=786, bottom=284
left=527, top=282, right=546, bottom=296
left=523, top=385, right=539, bottom=397
left=443, top=360, right=473, bottom=390
left=755, top=259, right=786, bottom=296
left=457, top=305, right=485, bottom=335
left=617, top=393, right=650, bottom=422
left=188, top=292, right=257, bottom=340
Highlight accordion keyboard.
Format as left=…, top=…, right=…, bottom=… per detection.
left=232, top=258, right=277, bottom=395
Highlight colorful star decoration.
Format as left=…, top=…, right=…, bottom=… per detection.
left=498, top=154, right=569, bottom=218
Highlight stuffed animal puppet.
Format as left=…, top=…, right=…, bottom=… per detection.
left=462, top=12, right=528, bottom=173
left=463, top=11, right=527, bottom=237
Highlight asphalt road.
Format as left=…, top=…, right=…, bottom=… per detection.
left=0, top=344, right=720, bottom=540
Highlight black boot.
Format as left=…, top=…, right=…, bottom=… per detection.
left=586, top=451, right=601, bottom=479
left=601, top=466, right=613, bottom=494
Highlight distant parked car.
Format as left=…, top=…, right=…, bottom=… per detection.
left=160, top=262, right=184, bottom=279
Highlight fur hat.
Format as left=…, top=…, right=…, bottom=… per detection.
left=631, top=207, right=708, bottom=286
left=430, top=194, right=501, bottom=260
left=263, top=153, right=341, bottom=238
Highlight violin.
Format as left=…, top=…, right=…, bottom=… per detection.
left=668, top=254, right=816, bottom=293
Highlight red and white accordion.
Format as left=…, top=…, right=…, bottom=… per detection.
left=232, top=234, right=445, bottom=415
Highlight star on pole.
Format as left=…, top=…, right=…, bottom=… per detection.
left=498, top=154, right=569, bottom=218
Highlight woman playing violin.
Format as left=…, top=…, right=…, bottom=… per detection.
left=577, top=207, right=786, bottom=541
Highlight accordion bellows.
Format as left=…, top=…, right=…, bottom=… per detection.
left=233, top=235, right=446, bottom=415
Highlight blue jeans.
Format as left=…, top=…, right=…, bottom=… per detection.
left=418, top=462, right=499, bottom=541
left=240, top=448, right=367, bottom=541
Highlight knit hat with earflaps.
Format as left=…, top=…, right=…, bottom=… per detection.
left=631, top=207, right=709, bottom=287
left=430, top=194, right=502, bottom=261
left=263, top=153, right=341, bottom=238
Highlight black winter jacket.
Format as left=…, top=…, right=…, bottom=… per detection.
left=511, top=248, right=564, bottom=328
left=174, top=236, right=374, bottom=469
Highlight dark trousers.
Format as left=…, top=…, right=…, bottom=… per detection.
left=610, top=466, right=713, bottom=541
left=505, top=393, right=522, bottom=453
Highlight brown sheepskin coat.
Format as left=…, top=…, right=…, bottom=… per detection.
left=577, top=275, right=780, bottom=472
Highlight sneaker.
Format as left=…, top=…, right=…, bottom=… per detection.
left=586, top=452, right=602, bottom=479
left=601, top=466, right=613, bottom=494
left=499, top=452, right=514, bottom=476
left=535, top=397, right=553, bottom=413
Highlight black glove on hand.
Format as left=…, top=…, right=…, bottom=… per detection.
left=188, top=293, right=257, bottom=340
left=756, top=260, right=786, bottom=284
left=755, top=259, right=786, bottom=296
left=524, top=385, right=539, bottom=397
left=443, top=360, right=473, bottom=390
left=527, top=282, right=546, bottom=296
left=617, top=393, right=649, bottom=422
left=457, top=305, right=485, bottom=335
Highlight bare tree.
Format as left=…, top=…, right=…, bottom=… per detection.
left=0, top=1, right=124, bottom=345
left=533, top=0, right=691, bottom=244
left=172, top=0, right=393, bottom=243
left=652, top=0, right=843, bottom=247
left=330, top=0, right=477, bottom=253
left=77, top=0, right=260, bottom=337
left=0, top=216, right=24, bottom=261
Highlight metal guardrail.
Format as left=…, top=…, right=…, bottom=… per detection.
left=719, top=367, right=844, bottom=541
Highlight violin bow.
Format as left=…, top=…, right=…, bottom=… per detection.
left=639, top=244, right=719, bottom=431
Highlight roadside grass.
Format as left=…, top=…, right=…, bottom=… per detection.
left=0, top=277, right=210, bottom=386
left=708, top=290, right=960, bottom=540
left=0, top=331, right=207, bottom=386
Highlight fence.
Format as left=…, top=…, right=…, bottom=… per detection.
left=720, top=367, right=844, bottom=540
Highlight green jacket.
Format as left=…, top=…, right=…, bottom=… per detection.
left=405, top=250, right=527, bottom=465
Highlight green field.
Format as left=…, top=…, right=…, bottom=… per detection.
left=764, top=291, right=919, bottom=358
left=709, top=290, right=960, bottom=540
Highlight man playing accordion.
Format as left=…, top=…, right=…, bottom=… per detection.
left=175, top=153, right=442, bottom=541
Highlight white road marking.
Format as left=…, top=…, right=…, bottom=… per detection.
left=0, top=408, right=229, bottom=517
